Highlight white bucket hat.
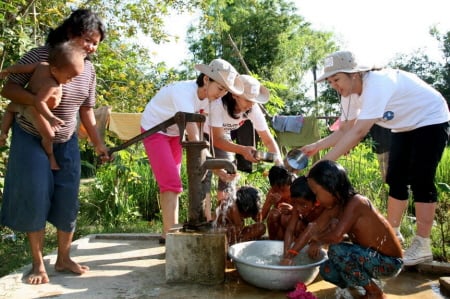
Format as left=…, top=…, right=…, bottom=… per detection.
left=239, top=74, right=270, bottom=104
left=195, top=59, right=244, bottom=95
left=316, top=51, right=372, bottom=82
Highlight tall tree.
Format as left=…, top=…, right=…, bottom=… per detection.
left=432, top=28, right=450, bottom=107
left=185, top=0, right=337, bottom=115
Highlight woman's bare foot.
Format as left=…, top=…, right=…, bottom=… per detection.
left=27, top=264, right=49, bottom=284
left=55, top=258, right=89, bottom=275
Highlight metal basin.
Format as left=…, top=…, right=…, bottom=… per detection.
left=228, top=240, right=327, bottom=291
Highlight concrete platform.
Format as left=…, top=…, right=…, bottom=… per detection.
left=0, top=233, right=448, bottom=299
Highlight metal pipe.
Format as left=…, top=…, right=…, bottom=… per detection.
left=183, top=141, right=237, bottom=229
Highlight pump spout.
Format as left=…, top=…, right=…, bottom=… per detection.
left=201, top=158, right=237, bottom=177
left=185, top=158, right=236, bottom=229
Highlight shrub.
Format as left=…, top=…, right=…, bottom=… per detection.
left=79, top=144, right=160, bottom=228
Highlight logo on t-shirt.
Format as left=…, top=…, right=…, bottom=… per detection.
left=381, top=111, right=394, bottom=121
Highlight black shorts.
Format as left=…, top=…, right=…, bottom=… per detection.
left=386, top=122, right=449, bottom=203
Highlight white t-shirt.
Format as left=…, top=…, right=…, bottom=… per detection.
left=344, top=69, right=449, bottom=132
left=141, top=80, right=208, bottom=136
left=339, top=93, right=362, bottom=122
left=204, top=99, right=269, bottom=139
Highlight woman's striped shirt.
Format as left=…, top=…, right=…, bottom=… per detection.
left=7, top=45, right=97, bottom=143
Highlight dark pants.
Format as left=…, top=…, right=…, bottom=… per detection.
left=386, top=122, right=449, bottom=203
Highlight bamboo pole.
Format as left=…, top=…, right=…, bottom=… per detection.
left=227, top=33, right=271, bottom=120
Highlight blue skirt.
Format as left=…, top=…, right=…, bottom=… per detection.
left=0, top=121, right=81, bottom=232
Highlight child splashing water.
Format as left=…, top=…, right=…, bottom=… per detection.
left=215, top=186, right=265, bottom=245
left=260, top=165, right=296, bottom=240
left=282, top=160, right=403, bottom=299
left=283, top=175, right=324, bottom=259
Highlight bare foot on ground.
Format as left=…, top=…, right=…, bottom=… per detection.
left=27, top=265, right=49, bottom=284
left=55, top=259, right=89, bottom=275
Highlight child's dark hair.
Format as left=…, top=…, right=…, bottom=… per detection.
left=236, top=186, right=261, bottom=217
left=268, top=165, right=295, bottom=187
left=49, top=42, right=86, bottom=68
left=290, top=175, right=315, bottom=202
left=307, top=160, right=356, bottom=206
left=46, top=9, right=106, bottom=46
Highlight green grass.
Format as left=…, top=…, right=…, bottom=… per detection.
left=0, top=226, right=61, bottom=277
left=0, top=143, right=448, bottom=278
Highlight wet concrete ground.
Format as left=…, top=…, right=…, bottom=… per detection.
left=0, top=233, right=448, bottom=299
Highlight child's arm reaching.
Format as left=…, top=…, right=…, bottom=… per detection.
left=260, top=190, right=279, bottom=221
left=280, top=207, right=339, bottom=265
left=313, top=197, right=360, bottom=245
left=283, top=210, right=302, bottom=256
left=0, top=63, right=40, bottom=79
left=306, top=240, right=322, bottom=259
left=280, top=221, right=320, bottom=265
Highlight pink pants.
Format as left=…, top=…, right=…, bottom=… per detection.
left=142, top=129, right=183, bottom=193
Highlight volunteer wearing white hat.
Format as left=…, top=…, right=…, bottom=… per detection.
left=141, top=58, right=243, bottom=243
left=202, top=75, right=283, bottom=219
left=301, top=50, right=450, bottom=266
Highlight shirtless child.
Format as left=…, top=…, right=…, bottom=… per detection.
left=260, top=165, right=295, bottom=240
left=0, top=41, right=86, bottom=169
left=281, top=160, right=403, bottom=299
left=215, top=186, right=266, bottom=245
left=283, top=175, right=324, bottom=259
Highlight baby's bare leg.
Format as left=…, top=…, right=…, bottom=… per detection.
left=41, top=139, right=59, bottom=170
left=0, top=103, right=23, bottom=145
left=0, top=112, right=14, bottom=146
left=22, top=106, right=59, bottom=170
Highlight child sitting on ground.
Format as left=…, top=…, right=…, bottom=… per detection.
left=260, top=165, right=296, bottom=240
left=283, top=175, right=324, bottom=258
left=281, top=160, right=403, bottom=299
left=215, top=185, right=266, bottom=245
left=0, top=41, right=86, bottom=169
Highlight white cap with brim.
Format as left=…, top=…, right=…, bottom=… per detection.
left=195, top=59, right=244, bottom=95
left=239, top=74, right=270, bottom=104
left=316, top=51, right=372, bottom=82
